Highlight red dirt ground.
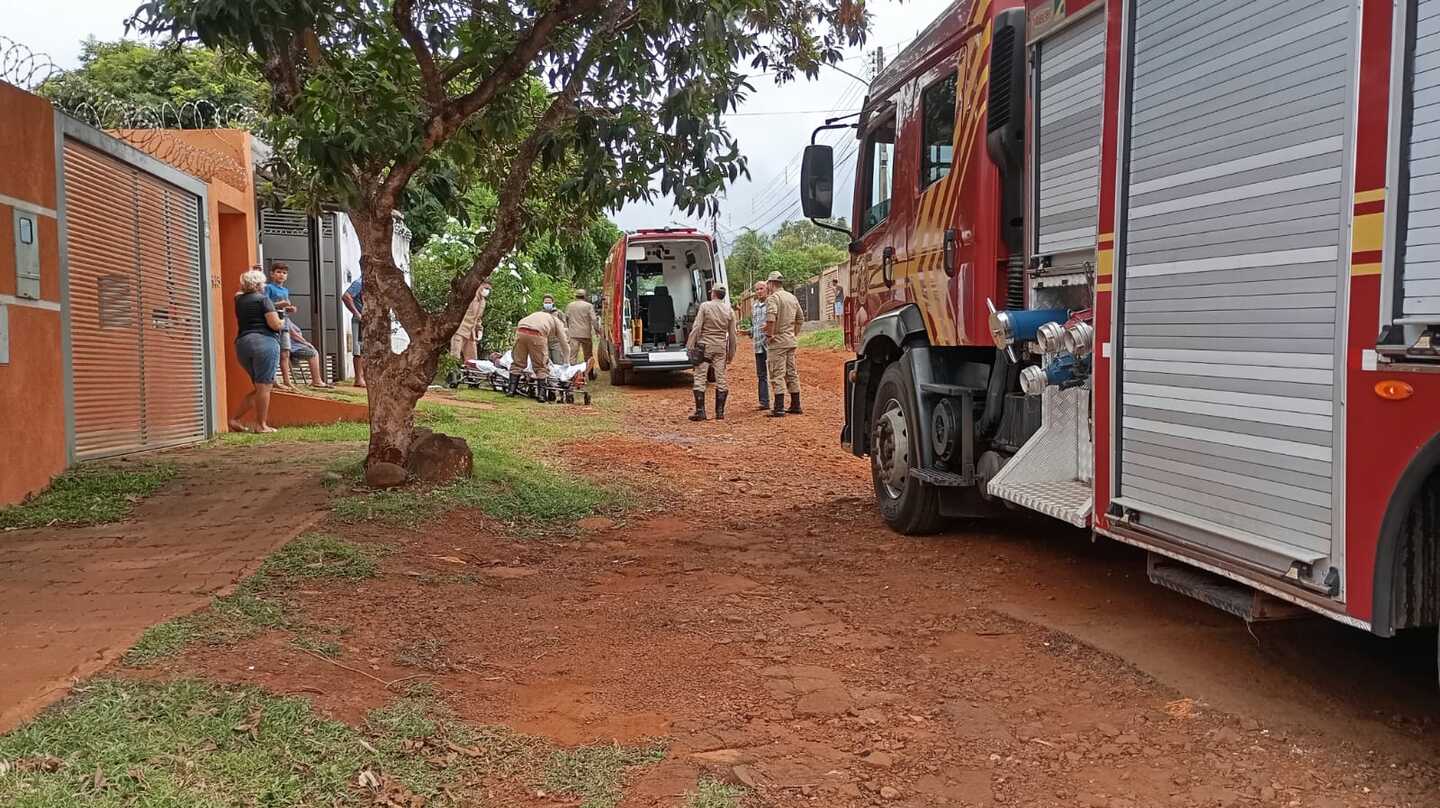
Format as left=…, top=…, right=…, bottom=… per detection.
left=111, top=347, right=1440, bottom=806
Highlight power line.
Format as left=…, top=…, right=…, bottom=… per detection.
left=741, top=123, right=856, bottom=228
left=744, top=78, right=867, bottom=211
left=725, top=108, right=860, bottom=117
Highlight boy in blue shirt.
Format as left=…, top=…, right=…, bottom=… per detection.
left=265, top=262, right=299, bottom=389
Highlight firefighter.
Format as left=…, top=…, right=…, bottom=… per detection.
left=565, top=288, right=598, bottom=373
left=685, top=285, right=739, bottom=421
left=762, top=271, right=804, bottom=417
left=449, top=281, right=491, bottom=362
left=509, top=306, right=570, bottom=401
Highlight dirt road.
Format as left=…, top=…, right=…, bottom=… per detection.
left=165, top=347, right=1438, bottom=807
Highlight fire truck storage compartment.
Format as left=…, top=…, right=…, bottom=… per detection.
left=1398, top=0, right=1440, bottom=322
left=1034, top=7, right=1105, bottom=261
left=624, top=239, right=708, bottom=354
left=63, top=138, right=211, bottom=459
left=1112, top=0, right=1355, bottom=578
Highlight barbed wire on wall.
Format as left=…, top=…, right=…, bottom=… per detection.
left=0, top=36, right=62, bottom=91
left=66, top=97, right=266, bottom=132
left=0, top=35, right=265, bottom=190
left=64, top=96, right=269, bottom=189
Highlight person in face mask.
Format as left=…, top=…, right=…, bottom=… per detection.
left=542, top=294, right=567, bottom=363
left=450, top=280, right=492, bottom=363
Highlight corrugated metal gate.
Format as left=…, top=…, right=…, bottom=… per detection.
left=1401, top=0, right=1440, bottom=320
left=63, top=140, right=209, bottom=459
left=1035, top=9, right=1105, bottom=258
left=1114, top=0, right=1355, bottom=574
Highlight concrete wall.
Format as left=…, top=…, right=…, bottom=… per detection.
left=0, top=84, right=67, bottom=504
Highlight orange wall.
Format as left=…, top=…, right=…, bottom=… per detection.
left=133, top=129, right=363, bottom=432
left=0, top=85, right=67, bottom=506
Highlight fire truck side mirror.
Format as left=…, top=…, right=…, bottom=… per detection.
left=800, top=144, right=834, bottom=219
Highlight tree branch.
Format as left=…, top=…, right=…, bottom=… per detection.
left=393, top=0, right=443, bottom=108
left=433, top=2, right=631, bottom=337
left=375, top=0, right=609, bottom=211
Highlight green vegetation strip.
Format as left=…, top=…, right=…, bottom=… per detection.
left=124, top=534, right=381, bottom=666
left=797, top=327, right=843, bottom=350
left=0, top=680, right=662, bottom=808
left=0, top=463, right=177, bottom=531
left=542, top=742, right=666, bottom=808
left=326, top=396, right=624, bottom=529
left=685, top=776, right=748, bottom=808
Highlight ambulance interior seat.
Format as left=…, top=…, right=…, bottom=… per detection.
left=646, top=286, right=675, bottom=341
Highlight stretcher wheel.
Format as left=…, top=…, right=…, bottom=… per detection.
left=445, top=369, right=461, bottom=389
left=582, top=392, right=591, bottom=405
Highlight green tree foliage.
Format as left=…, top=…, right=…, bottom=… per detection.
left=36, top=39, right=264, bottom=125
left=411, top=217, right=571, bottom=351
left=772, top=218, right=851, bottom=252
left=727, top=219, right=848, bottom=290
left=129, top=0, right=868, bottom=466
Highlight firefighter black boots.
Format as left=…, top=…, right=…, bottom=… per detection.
left=715, top=390, right=728, bottom=420
left=787, top=391, right=803, bottom=415
left=689, top=390, right=708, bottom=421
left=505, top=373, right=519, bottom=397
left=768, top=393, right=786, bottom=417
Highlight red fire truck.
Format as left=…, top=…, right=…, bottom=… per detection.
left=799, top=0, right=1440, bottom=646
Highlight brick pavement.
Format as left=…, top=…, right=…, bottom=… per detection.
left=0, top=443, right=333, bottom=731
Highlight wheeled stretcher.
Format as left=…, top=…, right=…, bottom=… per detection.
left=445, top=353, right=592, bottom=405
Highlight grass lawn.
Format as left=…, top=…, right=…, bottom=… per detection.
left=797, top=326, right=843, bottom=350
left=0, top=678, right=666, bottom=808
left=221, top=387, right=623, bottom=530
left=0, top=463, right=177, bottom=531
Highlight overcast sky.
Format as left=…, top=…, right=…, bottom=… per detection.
left=10, top=0, right=954, bottom=250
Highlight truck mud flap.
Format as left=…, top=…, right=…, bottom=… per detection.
left=841, top=359, right=857, bottom=451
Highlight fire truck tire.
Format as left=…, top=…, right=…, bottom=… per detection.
left=870, top=362, right=943, bottom=535
left=610, top=361, right=630, bottom=386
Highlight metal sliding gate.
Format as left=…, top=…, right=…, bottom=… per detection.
left=1113, top=0, right=1356, bottom=582
left=63, top=138, right=210, bottom=459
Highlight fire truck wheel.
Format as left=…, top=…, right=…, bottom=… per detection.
left=870, top=362, right=943, bottom=535
left=610, top=362, right=630, bottom=386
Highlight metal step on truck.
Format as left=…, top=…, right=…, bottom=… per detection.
left=798, top=0, right=1440, bottom=660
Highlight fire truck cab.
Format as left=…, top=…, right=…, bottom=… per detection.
left=801, top=0, right=1440, bottom=644
left=598, top=228, right=726, bottom=385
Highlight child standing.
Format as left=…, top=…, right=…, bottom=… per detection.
left=264, top=262, right=299, bottom=389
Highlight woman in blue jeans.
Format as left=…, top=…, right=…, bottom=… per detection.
left=230, top=268, right=284, bottom=433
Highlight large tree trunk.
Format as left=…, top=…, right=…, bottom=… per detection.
left=351, top=208, right=446, bottom=469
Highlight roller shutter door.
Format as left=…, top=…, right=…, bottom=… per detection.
left=64, top=140, right=209, bottom=459
left=1402, top=0, right=1440, bottom=319
left=1036, top=10, right=1105, bottom=257
left=1115, top=0, right=1354, bottom=569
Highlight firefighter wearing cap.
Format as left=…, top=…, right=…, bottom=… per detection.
left=763, top=271, right=804, bottom=416
left=685, top=284, right=738, bottom=421
left=450, top=281, right=491, bottom=362
left=509, top=307, right=570, bottom=400
left=565, top=288, right=598, bottom=372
